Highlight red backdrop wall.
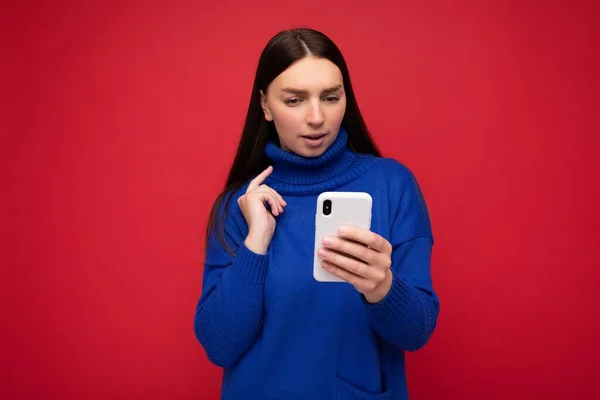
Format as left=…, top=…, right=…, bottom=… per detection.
left=3, top=0, right=599, bottom=399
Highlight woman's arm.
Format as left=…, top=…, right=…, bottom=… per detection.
left=366, top=164, right=440, bottom=351
left=193, top=200, right=269, bottom=368
left=194, top=168, right=285, bottom=367
left=367, top=236, right=439, bottom=351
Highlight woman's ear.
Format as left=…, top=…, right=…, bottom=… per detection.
left=260, top=90, right=273, bottom=122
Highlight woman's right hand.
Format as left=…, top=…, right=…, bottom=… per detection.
left=238, top=166, right=286, bottom=255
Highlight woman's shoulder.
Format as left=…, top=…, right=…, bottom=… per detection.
left=356, top=153, right=418, bottom=183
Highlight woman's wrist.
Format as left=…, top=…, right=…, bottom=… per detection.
left=363, top=269, right=393, bottom=304
left=244, top=232, right=270, bottom=255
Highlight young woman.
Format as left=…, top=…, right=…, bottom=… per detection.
left=194, top=28, right=439, bottom=400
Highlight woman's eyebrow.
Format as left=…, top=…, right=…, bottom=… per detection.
left=280, top=84, right=343, bottom=96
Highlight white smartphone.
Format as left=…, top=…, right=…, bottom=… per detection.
left=313, top=192, right=373, bottom=282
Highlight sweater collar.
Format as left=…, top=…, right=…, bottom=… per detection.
left=264, top=127, right=357, bottom=186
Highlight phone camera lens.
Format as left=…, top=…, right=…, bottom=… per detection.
left=323, top=200, right=332, bottom=216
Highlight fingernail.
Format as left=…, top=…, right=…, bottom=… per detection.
left=318, top=248, right=327, bottom=257
left=323, top=237, right=334, bottom=246
left=339, top=226, right=350, bottom=235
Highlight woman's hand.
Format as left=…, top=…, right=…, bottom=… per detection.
left=238, top=166, right=286, bottom=255
left=317, top=226, right=393, bottom=304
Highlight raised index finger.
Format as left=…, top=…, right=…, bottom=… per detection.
left=338, top=225, right=391, bottom=254
left=247, top=166, right=273, bottom=192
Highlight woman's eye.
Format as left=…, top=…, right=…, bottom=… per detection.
left=284, top=98, right=301, bottom=106
left=284, top=96, right=339, bottom=106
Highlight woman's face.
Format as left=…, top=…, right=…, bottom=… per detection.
left=261, top=56, right=347, bottom=157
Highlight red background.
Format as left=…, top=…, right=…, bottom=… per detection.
left=3, top=0, right=599, bottom=399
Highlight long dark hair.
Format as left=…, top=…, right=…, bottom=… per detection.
left=206, top=27, right=382, bottom=255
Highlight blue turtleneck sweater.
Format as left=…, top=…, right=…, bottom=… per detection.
left=194, top=128, right=439, bottom=400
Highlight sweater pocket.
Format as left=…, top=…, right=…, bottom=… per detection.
left=330, top=376, right=392, bottom=400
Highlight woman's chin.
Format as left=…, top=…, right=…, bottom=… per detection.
left=295, top=136, right=336, bottom=157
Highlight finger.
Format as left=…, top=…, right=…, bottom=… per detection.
left=271, top=187, right=287, bottom=207
left=265, top=192, right=281, bottom=216
left=317, top=248, right=375, bottom=280
left=260, top=184, right=286, bottom=208
left=247, top=166, right=273, bottom=193
left=255, top=190, right=280, bottom=216
left=255, top=186, right=282, bottom=214
left=322, top=236, right=376, bottom=265
left=261, top=185, right=284, bottom=213
left=321, top=261, right=371, bottom=288
left=322, top=261, right=381, bottom=294
left=338, top=226, right=392, bottom=254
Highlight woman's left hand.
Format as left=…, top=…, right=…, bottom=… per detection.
left=317, top=225, right=393, bottom=304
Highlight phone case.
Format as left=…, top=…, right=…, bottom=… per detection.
left=313, top=192, right=373, bottom=282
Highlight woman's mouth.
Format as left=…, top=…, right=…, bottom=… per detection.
left=301, top=133, right=327, bottom=147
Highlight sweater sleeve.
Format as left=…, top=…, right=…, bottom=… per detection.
left=194, top=191, right=269, bottom=368
left=366, top=163, right=440, bottom=351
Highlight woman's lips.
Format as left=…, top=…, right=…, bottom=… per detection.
left=301, top=134, right=327, bottom=147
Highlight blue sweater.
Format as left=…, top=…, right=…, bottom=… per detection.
left=194, top=128, right=439, bottom=400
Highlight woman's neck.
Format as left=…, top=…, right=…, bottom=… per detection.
left=264, top=127, right=356, bottom=186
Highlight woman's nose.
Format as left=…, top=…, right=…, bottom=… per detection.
left=306, top=102, right=325, bottom=126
